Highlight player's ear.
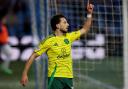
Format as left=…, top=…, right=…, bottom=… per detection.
left=56, top=24, right=60, bottom=29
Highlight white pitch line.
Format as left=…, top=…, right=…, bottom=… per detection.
left=76, top=74, right=119, bottom=89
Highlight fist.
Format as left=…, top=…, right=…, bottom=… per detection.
left=87, top=3, right=94, bottom=14
left=20, top=74, right=28, bottom=87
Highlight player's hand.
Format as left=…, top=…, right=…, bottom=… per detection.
left=87, top=2, right=94, bottom=14
left=20, top=73, right=28, bottom=87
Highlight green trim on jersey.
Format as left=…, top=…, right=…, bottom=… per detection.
left=40, top=34, right=55, bottom=45
left=48, top=63, right=57, bottom=89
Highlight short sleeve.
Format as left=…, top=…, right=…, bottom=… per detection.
left=68, top=30, right=81, bottom=42
left=34, top=39, right=51, bottom=56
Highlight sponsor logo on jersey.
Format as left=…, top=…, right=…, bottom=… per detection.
left=57, top=48, right=70, bottom=59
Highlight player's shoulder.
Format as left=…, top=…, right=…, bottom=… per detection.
left=40, top=34, right=55, bottom=44
left=45, top=34, right=55, bottom=40
left=66, top=30, right=80, bottom=36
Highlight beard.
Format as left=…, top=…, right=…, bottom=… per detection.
left=60, top=29, right=68, bottom=33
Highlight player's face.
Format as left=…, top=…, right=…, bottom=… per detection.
left=58, top=18, right=69, bottom=33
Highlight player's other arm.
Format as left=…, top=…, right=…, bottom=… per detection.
left=80, top=2, right=94, bottom=36
left=20, top=52, right=39, bottom=87
left=20, top=38, right=51, bottom=86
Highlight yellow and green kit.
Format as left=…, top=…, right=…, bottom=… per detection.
left=34, top=30, right=80, bottom=78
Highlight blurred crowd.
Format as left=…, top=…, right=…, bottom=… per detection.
left=0, top=0, right=31, bottom=38
left=0, top=0, right=122, bottom=38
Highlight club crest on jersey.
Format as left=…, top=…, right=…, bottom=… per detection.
left=64, top=39, right=69, bottom=44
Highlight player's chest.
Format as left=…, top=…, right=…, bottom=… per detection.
left=51, top=38, right=71, bottom=52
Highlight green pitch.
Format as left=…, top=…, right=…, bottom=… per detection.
left=0, top=57, right=123, bottom=89
left=73, top=57, right=123, bottom=89
left=0, top=61, right=35, bottom=89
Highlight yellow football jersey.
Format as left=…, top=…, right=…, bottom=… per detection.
left=34, top=30, right=81, bottom=78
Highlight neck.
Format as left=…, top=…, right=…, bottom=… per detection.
left=54, top=29, right=65, bottom=36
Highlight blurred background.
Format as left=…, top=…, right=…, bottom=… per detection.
left=0, top=0, right=127, bottom=89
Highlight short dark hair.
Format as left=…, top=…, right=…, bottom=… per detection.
left=50, top=14, right=65, bottom=31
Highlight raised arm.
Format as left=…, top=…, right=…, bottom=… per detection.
left=80, top=2, right=94, bottom=36
left=20, top=52, right=39, bottom=86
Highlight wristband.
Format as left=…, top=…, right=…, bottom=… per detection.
left=87, top=14, right=92, bottom=18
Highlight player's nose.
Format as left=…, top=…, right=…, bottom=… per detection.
left=67, top=23, right=69, bottom=27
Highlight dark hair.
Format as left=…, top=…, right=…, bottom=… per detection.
left=50, top=14, right=65, bottom=31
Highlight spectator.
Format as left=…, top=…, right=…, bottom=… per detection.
left=0, top=18, right=13, bottom=75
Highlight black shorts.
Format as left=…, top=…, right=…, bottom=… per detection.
left=48, top=77, right=73, bottom=89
